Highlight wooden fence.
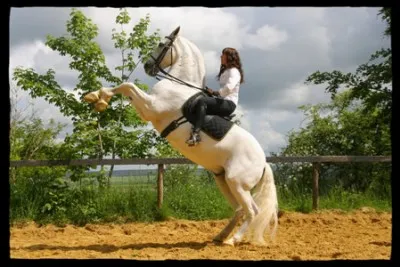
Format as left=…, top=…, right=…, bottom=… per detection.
left=9, top=156, right=391, bottom=210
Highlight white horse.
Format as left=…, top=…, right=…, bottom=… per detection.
left=84, top=26, right=278, bottom=246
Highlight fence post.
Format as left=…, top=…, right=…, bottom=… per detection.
left=157, top=164, right=164, bottom=209
left=312, top=162, right=321, bottom=210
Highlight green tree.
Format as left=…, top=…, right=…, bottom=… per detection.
left=9, top=84, right=71, bottom=222
left=282, top=89, right=390, bottom=157
left=10, top=84, right=67, bottom=184
left=304, top=7, right=391, bottom=129
left=275, top=7, right=391, bottom=198
left=276, top=90, right=390, bottom=191
left=12, top=8, right=161, bottom=187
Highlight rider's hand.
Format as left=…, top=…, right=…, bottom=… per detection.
left=206, top=88, right=213, bottom=95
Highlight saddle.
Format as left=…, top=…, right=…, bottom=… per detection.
left=160, top=92, right=235, bottom=140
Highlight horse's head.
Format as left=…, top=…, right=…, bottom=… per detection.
left=144, top=26, right=180, bottom=77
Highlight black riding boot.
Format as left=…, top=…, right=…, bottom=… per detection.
left=186, top=100, right=206, bottom=146
left=186, top=128, right=201, bottom=147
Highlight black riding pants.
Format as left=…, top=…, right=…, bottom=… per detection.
left=192, top=96, right=236, bottom=132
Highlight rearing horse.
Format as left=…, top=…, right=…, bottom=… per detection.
left=84, top=26, right=278, bottom=246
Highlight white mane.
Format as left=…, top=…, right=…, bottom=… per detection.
left=168, top=35, right=206, bottom=89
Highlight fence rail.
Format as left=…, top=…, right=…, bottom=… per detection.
left=9, top=156, right=391, bottom=167
left=9, top=156, right=391, bottom=210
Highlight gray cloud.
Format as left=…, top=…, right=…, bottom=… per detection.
left=324, top=8, right=390, bottom=69
left=221, top=7, right=390, bottom=112
left=9, top=7, right=390, bottom=154
left=10, top=7, right=71, bottom=47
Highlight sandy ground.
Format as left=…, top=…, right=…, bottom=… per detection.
left=10, top=208, right=391, bottom=260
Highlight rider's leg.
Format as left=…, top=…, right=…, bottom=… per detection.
left=186, top=97, right=236, bottom=146
left=204, top=97, right=236, bottom=117
left=186, top=98, right=206, bottom=146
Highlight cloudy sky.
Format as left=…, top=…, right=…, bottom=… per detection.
left=9, top=7, right=390, bottom=156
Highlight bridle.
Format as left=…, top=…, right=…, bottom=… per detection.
left=149, top=34, right=222, bottom=139
left=149, top=35, right=211, bottom=95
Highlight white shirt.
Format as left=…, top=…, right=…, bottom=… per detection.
left=218, top=67, right=241, bottom=106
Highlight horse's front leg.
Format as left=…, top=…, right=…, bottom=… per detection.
left=213, top=208, right=244, bottom=243
left=84, top=83, right=156, bottom=121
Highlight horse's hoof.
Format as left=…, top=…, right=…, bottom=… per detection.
left=222, top=239, right=235, bottom=247
left=250, top=240, right=266, bottom=246
left=95, top=99, right=108, bottom=112
left=212, top=239, right=223, bottom=245
left=99, top=88, right=113, bottom=103
left=83, top=91, right=100, bottom=103
left=212, top=235, right=223, bottom=243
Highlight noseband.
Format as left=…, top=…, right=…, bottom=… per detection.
left=151, top=35, right=175, bottom=71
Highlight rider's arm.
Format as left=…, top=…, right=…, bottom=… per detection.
left=218, top=68, right=241, bottom=97
left=206, top=86, right=221, bottom=97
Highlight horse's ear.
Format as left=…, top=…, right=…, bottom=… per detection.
left=172, top=26, right=180, bottom=37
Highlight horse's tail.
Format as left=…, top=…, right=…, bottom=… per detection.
left=248, top=162, right=278, bottom=244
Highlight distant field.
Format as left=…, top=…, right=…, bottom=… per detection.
left=110, top=175, right=157, bottom=191
left=65, top=174, right=158, bottom=191
left=74, top=168, right=210, bottom=190
left=86, top=168, right=208, bottom=177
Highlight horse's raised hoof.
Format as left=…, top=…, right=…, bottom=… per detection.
left=95, top=99, right=108, bottom=112
left=99, top=88, right=113, bottom=103
left=83, top=91, right=100, bottom=103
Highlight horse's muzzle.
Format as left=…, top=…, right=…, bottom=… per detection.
left=144, top=62, right=158, bottom=77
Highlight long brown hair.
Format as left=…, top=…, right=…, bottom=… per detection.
left=216, top=47, right=244, bottom=84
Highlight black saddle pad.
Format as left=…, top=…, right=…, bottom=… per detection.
left=182, top=93, right=235, bottom=141
left=201, top=115, right=234, bottom=140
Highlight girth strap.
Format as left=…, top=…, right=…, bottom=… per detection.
left=160, top=92, right=205, bottom=139
left=160, top=116, right=188, bottom=138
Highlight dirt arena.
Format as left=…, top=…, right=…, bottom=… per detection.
left=10, top=208, right=391, bottom=260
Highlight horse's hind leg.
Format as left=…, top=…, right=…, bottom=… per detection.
left=223, top=180, right=259, bottom=246
left=213, top=173, right=243, bottom=242
left=214, top=209, right=244, bottom=243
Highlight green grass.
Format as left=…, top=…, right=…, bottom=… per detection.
left=277, top=185, right=392, bottom=213
left=110, top=175, right=156, bottom=185
left=94, top=186, right=166, bottom=223
left=163, top=180, right=233, bottom=220
left=318, top=187, right=392, bottom=212
left=10, top=169, right=392, bottom=226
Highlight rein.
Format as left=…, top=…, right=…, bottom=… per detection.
left=157, top=67, right=210, bottom=94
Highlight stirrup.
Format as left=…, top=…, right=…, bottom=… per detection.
left=186, top=131, right=201, bottom=146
